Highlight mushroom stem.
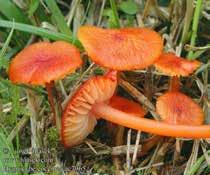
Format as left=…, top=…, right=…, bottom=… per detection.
left=92, top=103, right=210, bottom=138
left=169, top=76, right=180, bottom=92
left=45, top=81, right=61, bottom=132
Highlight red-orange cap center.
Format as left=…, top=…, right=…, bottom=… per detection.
left=9, top=41, right=82, bottom=85
left=156, top=92, right=204, bottom=125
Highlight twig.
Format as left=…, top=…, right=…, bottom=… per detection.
left=85, top=140, right=98, bottom=155
left=131, top=162, right=164, bottom=173
left=132, top=131, right=141, bottom=165
left=71, top=144, right=142, bottom=156
left=126, top=129, right=132, bottom=173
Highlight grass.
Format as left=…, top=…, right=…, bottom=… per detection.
left=0, top=0, right=209, bottom=175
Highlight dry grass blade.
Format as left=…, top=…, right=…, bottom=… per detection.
left=132, top=131, right=141, bottom=165
left=119, top=78, right=160, bottom=120
left=126, top=129, right=132, bottom=173
left=184, top=140, right=200, bottom=175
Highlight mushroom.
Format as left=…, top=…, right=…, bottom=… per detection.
left=154, top=53, right=201, bottom=77
left=9, top=41, right=82, bottom=131
left=62, top=70, right=149, bottom=147
left=62, top=70, right=210, bottom=148
left=109, top=95, right=146, bottom=118
left=156, top=91, right=204, bottom=125
left=61, top=27, right=209, bottom=147
left=77, top=25, right=163, bottom=149
left=78, top=25, right=163, bottom=70
left=61, top=70, right=118, bottom=147
left=91, top=102, right=210, bottom=138
left=155, top=52, right=201, bottom=91
left=154, top=52, right=204, bottom=129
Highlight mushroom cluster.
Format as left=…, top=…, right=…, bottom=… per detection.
left=8, top=26, right=209, bottom=148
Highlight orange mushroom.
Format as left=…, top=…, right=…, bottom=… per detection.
left=61, top=70, right=118, bottom=147
left=156, top=91, right=204, bottom=125
left=154, top=52, right=204, bottom=127
left=62, top=71, right=210, bottom=148
left=109, top=95, right=146, bottom=118
left=62, top=71, right=149, bottom=147
left=154, top=53, right=200, bottom=77
left=91, top=102, right=210, bottom=138
left=9, top=41, right=82, bottom=131
left=78, top=26, right=163, bottom=70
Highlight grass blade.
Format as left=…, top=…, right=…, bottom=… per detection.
left=0, top=0, right=30, bottom=24
left=0, top=129, right=22, bottom=175
left=109, top=0, right=120, bottom=28
left=0, top=20, right=82, bottom=48
left=44, top=0, right=72, bottom=35
left=187, top=0, right=203, bottom=59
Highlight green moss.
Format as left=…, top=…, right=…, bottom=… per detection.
left=46, top=127, right=59, bottom=149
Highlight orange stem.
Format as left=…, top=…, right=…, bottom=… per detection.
left=169, top=76, right=180, bottom=92
left=92, top=103, right=210, bottom=138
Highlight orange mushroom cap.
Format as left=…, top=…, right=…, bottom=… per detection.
left=61, top=70, right=117, bottom=147
left=9, top=41, right=82, bottom=85
left=109, top=96, right=147, bottom=118
left=78, top=26, right=163, bottom=70
left=156, top=91, right=204, bottom=125
left=154, top=53, right=200, bottom=76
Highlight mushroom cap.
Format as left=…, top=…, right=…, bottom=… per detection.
left=109, top=96, right=147, bottom=118
left=61, top=70, right=117, bottom=147
left=156, top=92, right=204, bottom=125
left=9, top=41, right=82, bottom=85
left=78, top=26, right=163, bottom=70
left=154, top=53, right=200, bottom=76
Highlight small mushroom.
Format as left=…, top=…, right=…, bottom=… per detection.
left=154, top=53, right=200, bottom=77
left=156, top=92, right=204, bottom=125
left=9, top=41, right=82, bottom=131
left=154, top=52, right=204, bottom=128
left=109, top=95, right=146, bottom=118
left=154, top=53, right=201, bottom=91
left=78, top=26, right=163, bottom=70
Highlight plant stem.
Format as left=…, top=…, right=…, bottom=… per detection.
left=169, top=76, right=180, bottom=92
left=92, top=103, right=210, bottom=138
left=187, top=0, right=203, bottom=59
